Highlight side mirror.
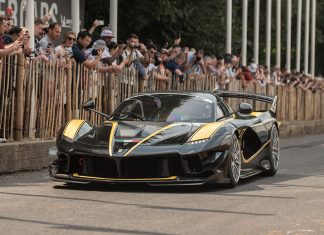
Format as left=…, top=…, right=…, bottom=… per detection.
left=238, top=102, right=253, bottom=114
left=83, top=100, right=95, bottom=111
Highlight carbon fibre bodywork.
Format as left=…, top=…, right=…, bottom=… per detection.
left=49, top=91, right=279, bottom=186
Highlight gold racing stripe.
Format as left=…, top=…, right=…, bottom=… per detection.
left=188, top=122, right=225, bottom=142
left=251, top=112, right=263, bottom=117
left=106, top=121, right=118, bottom=156
left=242, top=139, right=271, bottom=163
left=123, top=123, right=182, bottom=157
left=63, top=119, right=85, bottom=140
left=72, top=173, right=177, bottom=181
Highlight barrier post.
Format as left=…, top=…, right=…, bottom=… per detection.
left=138, top=77, right=145, bottom=93
left=66, top=63, right=72, bottom=121
left=14, top=54, right=25, bottom=141
left=108, top=73, right=115, bottom=115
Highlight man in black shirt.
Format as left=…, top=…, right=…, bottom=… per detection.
left=72, top=31, right=102, bottom=69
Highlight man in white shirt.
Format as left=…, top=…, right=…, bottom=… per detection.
left=122, top=33, right=149, bottom=79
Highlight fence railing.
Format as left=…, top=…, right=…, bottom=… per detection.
left=0, top=54, right=323, bottom=141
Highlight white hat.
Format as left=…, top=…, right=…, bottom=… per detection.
left=93, top=39, right=107, bottom=49
left=248, top=63, right=257, bottom=73
left=100, top=29, right=115, bottom=38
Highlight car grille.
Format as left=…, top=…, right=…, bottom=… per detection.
left=69, top=155, right=184, bottom=179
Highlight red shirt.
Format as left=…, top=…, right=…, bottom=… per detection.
left=0, top=35, right=5, bottom=49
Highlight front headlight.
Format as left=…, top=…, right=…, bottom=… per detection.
left=187, top=138, right=209, bottom=145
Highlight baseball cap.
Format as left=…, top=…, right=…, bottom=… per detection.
left=100, top=30, right=115, bottom=38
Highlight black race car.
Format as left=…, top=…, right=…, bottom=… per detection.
left=49, top=91, right=279, bottom=187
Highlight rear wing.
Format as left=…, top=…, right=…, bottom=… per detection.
left=214, top=90, right=277, bottom=114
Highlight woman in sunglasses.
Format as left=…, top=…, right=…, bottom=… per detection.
left=55, top=31, right=76, bottom=67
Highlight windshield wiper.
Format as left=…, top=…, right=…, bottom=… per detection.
left=111, top=112, right=147, bottom=121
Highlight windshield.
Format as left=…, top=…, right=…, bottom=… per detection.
left=111, top=94, right=216, bottom=122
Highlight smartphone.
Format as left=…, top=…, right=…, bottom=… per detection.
left=97, top=20, right=105, bottom=26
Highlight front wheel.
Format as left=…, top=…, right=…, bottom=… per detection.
left=228, top=135, right=241, bottom=187
left=265, top=125, right=280, bottom=176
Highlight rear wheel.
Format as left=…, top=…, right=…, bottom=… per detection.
left=266, top=125, right=280, bottom=176
left=228, top=135, right=241, bottom=187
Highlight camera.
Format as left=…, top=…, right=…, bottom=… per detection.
left=178, top=74, right=184, bottom=83
left=154, top=53, right=161, bottom=66
left=92, top=49, right=98, bottom=56
left=47, top=43, right=53, bottom=48
left=133, top=44, right=141, bottom=49
left=196, top=56, right=201, bottom=62
left=65, top=49, right=73, bottom=58
left=117, top=55, right=124, bottom=65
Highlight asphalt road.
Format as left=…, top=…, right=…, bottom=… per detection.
left=0, top=134, right=324, bottom=235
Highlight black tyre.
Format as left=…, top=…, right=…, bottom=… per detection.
left=228, top=135, right=241, bottom=187
left=266, top=125, right=280, bottom=176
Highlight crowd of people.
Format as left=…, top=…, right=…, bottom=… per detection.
left=0, top=7, right=323, bottom=93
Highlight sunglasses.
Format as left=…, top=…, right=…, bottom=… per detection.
left=67, top=36, right=76, bottom=41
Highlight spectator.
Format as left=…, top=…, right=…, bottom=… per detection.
left=256, top=65, right=267, bottom=88
left=153, top=51, right=170, bottom=82
left=215, top=55, right=225, bottom=77
left=32, top=18, right=48, bottom=61
left=72, top=30, right=102, bottom=69
left=85, top=39, right=124, bottom=74
left=216, top=73, right=227, bottom=90
left=99, top=29, right=125, bottom=65
left=34, top=18, right=45, bottom=42
left=264, top=65, right=271, bottom=82
left=186, top=49, right=207, bottom=79
left=2, top=16, right=10, bottom=35
left=248, top=62, right=258, bottom=80
left=144, top=44, right=159, bottom=76
left=224, top=54, right=238, bottom=83
left=241, top=66, right=255, bottom=89
left=3, top=26, right=22, bottom=45
left=231, top=55, right=239, bottom=71
left=55, top=31, right=76, bottom=67
left=147, top=44, right=158, bottom=60
left=5, top=7, right=14, bottom=26
left=122, top=33, right=149, bottom=80
left=19, top=27, right=33, bottom=57
left=39, top=22, right=62, bottom=60
left=85, top=39, right=108, bottom=61
left=204, top=55, right=218, bottom=75
left=107, top=41, right=129, bottom=70
left=0, top=16, right=22, bottom=57
left=160, top=48, right=170, bottom=65
left=165, top=52, right=185, bottom=77
left=271, top=66, right=282, bottom=85
left=101, top=29, right=114, bottom=46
